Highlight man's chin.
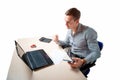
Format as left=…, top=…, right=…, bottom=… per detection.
left=66, top=26, right=70, bottom=29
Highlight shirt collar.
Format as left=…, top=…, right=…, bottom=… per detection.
left=70, top=23, right=86, bottom=36
left=76, top=23, right=83, bottom=33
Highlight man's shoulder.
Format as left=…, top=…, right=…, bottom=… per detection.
left=81, top=24, right=96, bottom=33
left=78, top=23, right=87, bottom=32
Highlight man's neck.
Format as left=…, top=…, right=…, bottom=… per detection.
left=72, top=24, right=79, bottom=33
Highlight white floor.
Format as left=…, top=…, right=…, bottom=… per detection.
left=0, top=0, right=120, bottom=80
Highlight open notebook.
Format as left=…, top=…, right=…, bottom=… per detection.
left=15, top=41, right=53, bottom=70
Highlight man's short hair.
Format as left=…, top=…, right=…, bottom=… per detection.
left=65, top=8, right=81, bottom=21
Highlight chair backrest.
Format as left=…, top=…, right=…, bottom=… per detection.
left=98, top=41, right=103, bottom=51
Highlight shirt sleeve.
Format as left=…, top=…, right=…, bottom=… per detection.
left=84, top=28, right=101, bottom=64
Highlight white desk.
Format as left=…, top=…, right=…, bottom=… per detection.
left=7, top=37, right=87, bottom=80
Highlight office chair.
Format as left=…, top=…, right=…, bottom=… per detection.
left=82, top=41, right=103, bottom=77
left=98, top=41, right=103, bottom=51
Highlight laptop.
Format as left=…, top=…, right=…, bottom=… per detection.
left=15, top=41, right=54, bottom=70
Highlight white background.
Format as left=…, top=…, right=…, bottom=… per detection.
left=0, top=0, right=120, bottom=80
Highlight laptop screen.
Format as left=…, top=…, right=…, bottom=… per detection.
left=15, top=41, right=25, bottom=58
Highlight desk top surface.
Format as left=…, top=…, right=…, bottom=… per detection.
left=7, top=37, right=87, bottom=80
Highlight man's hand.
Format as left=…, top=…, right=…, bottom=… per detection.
left=68, top=57, right=86, bottom=69
left=53, top=35, right=59, bottom=43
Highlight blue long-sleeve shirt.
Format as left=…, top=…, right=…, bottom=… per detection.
left=58, top=23, right=101, bottom=64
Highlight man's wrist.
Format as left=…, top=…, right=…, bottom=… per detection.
left=81, top=59, right=86, bottom=65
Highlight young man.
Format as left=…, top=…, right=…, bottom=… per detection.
left=53, top=8, right=101, bottom=77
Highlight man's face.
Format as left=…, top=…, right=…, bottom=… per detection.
left=64, top=15, right=78, bottom=29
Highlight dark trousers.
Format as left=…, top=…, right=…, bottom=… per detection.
left=68, top=51, right=96, bottom=77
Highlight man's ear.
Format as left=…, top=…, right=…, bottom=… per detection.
left=75, top=19, right=79, bottom=24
